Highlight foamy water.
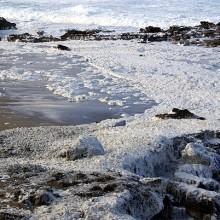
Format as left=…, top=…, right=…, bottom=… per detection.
left=0, top=0, right=220, bottom=34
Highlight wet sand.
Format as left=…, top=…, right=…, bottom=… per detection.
left=0, top=97, right=54, bottom=131
left=0, top=80, right=154, bottom=131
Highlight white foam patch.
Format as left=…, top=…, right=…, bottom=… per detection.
left=0, top=42, right=152, bottom=109
left=62, top=40, right=220, bottom=120
left=0, top=38, right=220, bottom=120
left=1, top=40, right=220, bottom=118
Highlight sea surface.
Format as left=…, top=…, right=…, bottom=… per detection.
left=0, top=0, right=220, bottom=34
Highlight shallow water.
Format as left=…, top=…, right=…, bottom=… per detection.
left=0, top=80, right=155, bottom=126
left=0, top=42, right=156, bottom=124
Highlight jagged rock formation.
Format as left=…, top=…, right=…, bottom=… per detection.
left=0, top=17, right=16, bottom=30
left=7, top=33, right=60, bottom=43
left=0, top=125, right=220, bottom=219
left=156, top=108, right=206, bottom=120
left=5, top=21, right=220, bottom=47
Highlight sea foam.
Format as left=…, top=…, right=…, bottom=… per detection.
left=0, top=0, right=220, bottom=34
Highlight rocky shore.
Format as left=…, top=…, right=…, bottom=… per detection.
left=0, top=117, right=219, bottom=219
left=1, top=17, right=219, bottom=47
left=0, top=17, right=220, bottom=220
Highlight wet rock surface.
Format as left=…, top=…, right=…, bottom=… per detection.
left=0, top=17, right=16, bottom=30
left=0, top=125, right=220, bottom=219
left=0, top=168, right=164, bottom=219
left=156, top=108, right=206, bottom=120
left=5, top=21, right=220, bottom=47
left=56, top=44, right=71, bottom=51
left=7, top=33, right=60, bottom=43
left=60, top=29, right=102, bottom=40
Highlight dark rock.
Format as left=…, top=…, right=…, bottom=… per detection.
left=0, top=212, right=29, bottom=220
left=37, top=31, right=45, bottom=36
left=167, top=181, right=218, bottom=219
left=0, top=17, right=16, bottom=30
left=103, top=183, right=118, bottom=192
left=22, top=189, right=60, bottom=209
left=141, top=26, right=163, bottom=33
left=7, top=164, right=47, bottom=178
left=57, top=44, right=71, bottom=51
left=168, top=26, right=192, bottom=35
left=4, top=22, right=219, bottom=47
left=47, top=171, right=116, bottom=189
left=143, top=33, right=168, bottom=42
left=203, top=38, right=220, bottom=47
left=7, top=33, right=60, bottom=43
left=156, top=108, right=206, bottom=120
left=202, top=29, right=216, bottom=37
left=36, top=36, right=60, bottom=43
left=152, top=196, right=172, bottom=220
left=7, top=33, right=32, bottom=42
left=61, top=29, right=102, bottom=40
left=113, top=120, right=126, bottom=127
left=120, top=33, right=140, bottom=40
left=200, top=21, right=216, bottom=29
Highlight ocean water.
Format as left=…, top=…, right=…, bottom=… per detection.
left=0, top=0, right=220, bottom=34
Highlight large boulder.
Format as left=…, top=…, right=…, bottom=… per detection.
left=56, top=44, right=71, bottom=51
left=167, top=181, right=220, bottom=219
left=57, top=135, right=105, bottom=161
left=0, top=17, right=16, bottom=30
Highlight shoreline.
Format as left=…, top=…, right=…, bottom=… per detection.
left=0, top=97, right=54, bottom=131
left=0, top=18, right=220, bottom=220
left=1, top=20, right=219, bottom=48
left=0, top=79, right=152, bottom=131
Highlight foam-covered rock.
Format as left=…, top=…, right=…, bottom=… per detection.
left=57, top=135, right=105, bottom=161
left=177, top=164, right=212, bottom=178
left=167, top=181, right=220, bottom=219
left=182, top=143, right=220, bottom=171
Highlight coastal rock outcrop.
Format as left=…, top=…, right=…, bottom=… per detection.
left=0, top=125, right=220, bottom=219
left=7, top=33, right=60, bottom=43
left=61, top=29, right=102, bottom=40
left=155, top=108, right=206, bottom=120
left=0, top=168, right=166, bottom=219
left=140, top=26, right=163, bottom=33
left=0, top=17, right=16, bottom=30
left=3, top=21, right=220, bottom=47
left=200, top=21, right=216, bottom=29
left=140, top=21, right=220, bottom=47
